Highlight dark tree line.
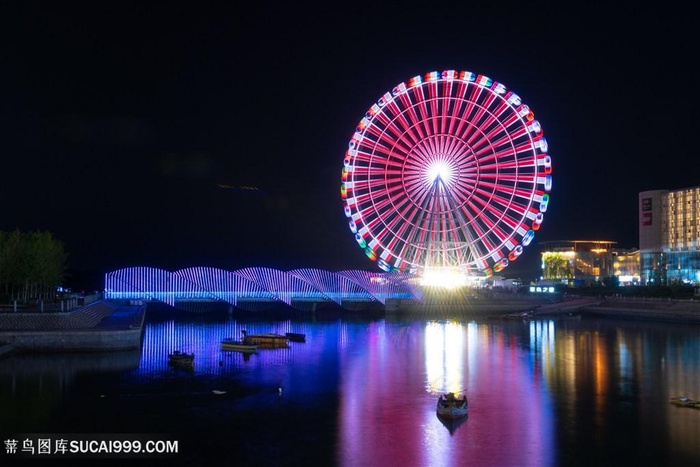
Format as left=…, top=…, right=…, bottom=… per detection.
left=0, top=230, right=67, bottom=303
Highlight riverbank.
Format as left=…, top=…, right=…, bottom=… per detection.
left=0, top=300, right=146, bottom=353
left=579, top=297, right=700, bottom=324
left=387, top=295, right=700, bottom=324
left=489, top=296, right=700, bottom=324
left=0, top=296, right=697, bottom=357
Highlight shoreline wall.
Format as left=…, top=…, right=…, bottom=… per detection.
left=0, top=328, right=143, bottom=352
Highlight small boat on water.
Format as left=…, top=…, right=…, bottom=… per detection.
left=168, top=351, right=194, bottom=365
left=436, top=392, right=468, bottom=420
left=436, top=411, right=468, bottom=435
left=670, top=397, right=700, bottom=409
left=285, top=332, right=306, bottom=343
left=221, top=338, right=258, bottom=352
left=504, top=311, right=533, bottom=320
left=241, top=330, right=289, bottom=348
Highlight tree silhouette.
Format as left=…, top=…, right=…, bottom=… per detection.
left=0, top=230, right=67, bottom=303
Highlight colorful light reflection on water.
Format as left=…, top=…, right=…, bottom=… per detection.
left=338, top=320, right=556, bottom=467
left=1, top=311, right=698, bottom=466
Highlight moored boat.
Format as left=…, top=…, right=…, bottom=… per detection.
left=670, top=397, right=700, bottom=409
left=221, top=338, right=258, bottom=352
left=436, top=392, right=468, bottom=420
left=168, top=350, right=194, bottom=365
left=436, top=411, right=468, bottom=435
left=241, top=330, right=289, bottom=348
left=285, top=332, right=306, bottom=343
left=501, top=311, right=533, bottom=321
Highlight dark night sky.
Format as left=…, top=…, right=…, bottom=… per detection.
left=1, top=2, right=698, bottom=287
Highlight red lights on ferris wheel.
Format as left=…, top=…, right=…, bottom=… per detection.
left=341, top=70, right=552, bottom=278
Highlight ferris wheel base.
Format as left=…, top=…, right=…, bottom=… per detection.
left=385, top=294, right=552, bottom=317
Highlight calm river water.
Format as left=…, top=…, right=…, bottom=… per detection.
left=1, top=305, right=699, bottom=466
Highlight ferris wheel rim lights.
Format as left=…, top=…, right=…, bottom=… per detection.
left=341, top=70, right=552, bottom=277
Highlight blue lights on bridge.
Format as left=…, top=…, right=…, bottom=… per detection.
left=105, top=266, right=422, bottom=311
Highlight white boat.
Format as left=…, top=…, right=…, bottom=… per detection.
left=221, top=338, right=258, bottom=352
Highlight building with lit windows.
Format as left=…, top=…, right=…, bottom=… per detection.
left=539, top=240, right=616, bottom=286
left=639, top=187, right=700, bottom=285
left=612, top=249, right=640, bottom=285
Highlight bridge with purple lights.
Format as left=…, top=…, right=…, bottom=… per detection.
left=104, top=266, right=423, bottom=311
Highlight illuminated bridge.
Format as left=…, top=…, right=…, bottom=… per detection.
left=104, top=266, right=423, bottom=311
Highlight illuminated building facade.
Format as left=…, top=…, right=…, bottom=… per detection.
left=612, top=249, right=640, bottom=285
left=639, top=187, right=700, bottom=285
left=539, top=240, right=616, bottom=286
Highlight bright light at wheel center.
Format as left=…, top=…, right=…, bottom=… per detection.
left=428, top=162, right=451, bottom=183
left=421, top=268, right=468, bottom=288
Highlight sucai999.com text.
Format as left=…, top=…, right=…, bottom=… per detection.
left=3, top=434, right=178, bottom=458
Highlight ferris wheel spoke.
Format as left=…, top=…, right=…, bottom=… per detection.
left=451, top=86, right=483, bottom=142
left=466, top=197, right=517, bottom=255
left=445, top=133, right=470, bottom=162
left=469, top=127, right=516, bottom=160
left=438, top=95, right=452, bottom=135
left=491, top=193, right=532, bottom=220
left=426, top=83, right=441, bottom=136
left=410, top=83, right=435, bottom=140
left=473, top=189, right=536, bottom=235
left=460, top=199, right=491, bottom=243
left=481, top=215, right=511, bottom=248
left=424, top=130, right=442, bottom=157
left=402, top=175, right=428, bottom=199
left=488, top=95, right=514, bottom=121
left=398, top=89, right=426, bottom=141
left=478, top=148, right=533, bottom=170
left=444, top=96, right=468, bottom=137
left=383, top=104, right=423, bottom=148
left=460, top=101, right=491, bottom=145
left=452, top=115, right=480, bottom=148
left=469, top=97, right=498, bottom=133
left=471, top=120, right=525, bottom=156
left=378, top=117, right=422, bottom=153
left=366, top=126, right=413, bottom=157
left=491, top=174, right=537, bottom=186
left=464, top=83, right=484, bottom=120
left=483, top=197, right=530, bottom=234
left=472, top=182, right=518, bottom=210
left=437, top=135, right=457, bottom=161
left=363, top=140, right=399, bottom=162
left=452, top=149, right=478, bottom=174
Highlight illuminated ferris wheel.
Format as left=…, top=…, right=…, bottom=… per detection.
left=340, top=70, right=552, bottom=279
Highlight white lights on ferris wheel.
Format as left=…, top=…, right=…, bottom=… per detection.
left=340, top=70, right=553, bottom=278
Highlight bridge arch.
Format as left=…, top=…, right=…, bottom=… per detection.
left=104, top=267, right=423, bottom=311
